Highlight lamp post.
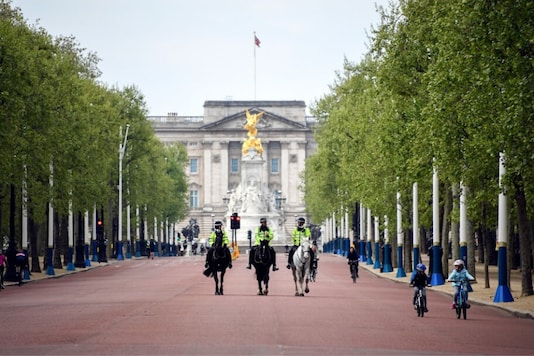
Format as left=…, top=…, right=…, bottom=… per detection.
left=211, top=214, right=215, bottom=231
left=117, top=124, right=130, bottom=260
left=275, top=190, right=286, bottom=210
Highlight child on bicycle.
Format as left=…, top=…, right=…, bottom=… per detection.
left=448, top=259, right=475, bottom=309
left=347, top=246, right=359, bottom=278
left=410, top=263, right=429, bottom=312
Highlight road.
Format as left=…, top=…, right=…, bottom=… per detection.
left=1, top=254, right=532, bottom=355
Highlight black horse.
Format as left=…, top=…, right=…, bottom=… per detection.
left=203, top=233, right=231, bottom=295
left=251, top=239, right=273, bottom=295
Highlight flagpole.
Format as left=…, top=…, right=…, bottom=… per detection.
left=253, top=31, right=257, bottom=100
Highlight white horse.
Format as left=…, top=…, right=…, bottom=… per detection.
left=291, top=239, right=312, bottom=296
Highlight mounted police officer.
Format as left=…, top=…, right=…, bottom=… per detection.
left=246, top=217, right=279, bottom=271
left=287, top=217, right=314, bottom=269
left=205, top=221, right=232, bottom=269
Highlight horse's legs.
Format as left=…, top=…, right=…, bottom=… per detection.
left=257, top=278, right=263, bottom=295
left=292, top=269, right=300, bottom=296
left=304, top=267, right=310, bottom=294
left=214, top=272, right=220, bottom=295
left=263, top=275, right=269, bottom=295
left=219, top=271, right=224, bottom=295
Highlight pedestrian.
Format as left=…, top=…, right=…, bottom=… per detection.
left=0, top=250, right=7, bottom=289
left=15, top=248, right=26, bottom=286
left=149, top=239, right=156, bottom=259
left=146, top=240, right=151, bottom=259
left=246, top=217, right=279, bottom=271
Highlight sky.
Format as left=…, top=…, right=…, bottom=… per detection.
left=11, top=0, right=392, bottom=116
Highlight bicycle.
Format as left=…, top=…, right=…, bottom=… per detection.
left=309, top=267, right=317, bottom=282
left=450, top=280, right=470, bottom=320
left=349, top=261, right=359, bottom=283
left=414, top=287, right=426, bottom=317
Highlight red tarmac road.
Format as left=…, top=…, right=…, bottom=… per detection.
left=1, top=254, right=532, bottom=355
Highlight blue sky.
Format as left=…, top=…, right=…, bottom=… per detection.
left=12, top=0, right=392, bottom=116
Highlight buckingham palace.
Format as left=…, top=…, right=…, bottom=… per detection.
left=148, top=100, right=317, bottom=246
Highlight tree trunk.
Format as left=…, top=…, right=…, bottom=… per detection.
left=29, top=214, right=42, bottom=273
left=480, top=203, right=490, bottom=289
left=53, top=212, right=63, bottom=269
left=513, top=175, right=534, bottom=297
left=405, top=228, right=413, bottom=272
left=441, top=185, right=452, bottom=279
left=451, top=183, right=459, bottom=262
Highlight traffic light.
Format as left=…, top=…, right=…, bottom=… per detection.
left=96, top=219, right=104, bottom=237
left=230, top=212, right=240, bottom=229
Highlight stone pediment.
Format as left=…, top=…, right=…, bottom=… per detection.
left=200, top=108, right=307, bottom=131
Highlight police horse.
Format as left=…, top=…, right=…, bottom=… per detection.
left=291, top=239, right=312, bottom=296
left=251, top=239, right=273, bottom=295
left=203, top=232, right=231, bottom=295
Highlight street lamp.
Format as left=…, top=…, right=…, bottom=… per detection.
left=275, top=190, right=286, bottom=210
left=117, top=124, right=130, bottom=260
left=211, top=214, right=215, bottom=231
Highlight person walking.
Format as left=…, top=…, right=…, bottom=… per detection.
left=0, top=250, right=7, bottom=289
left=15, top=248, right=27, bottom=286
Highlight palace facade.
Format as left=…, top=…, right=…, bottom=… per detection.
left=148, top=100, right=317, bottom=245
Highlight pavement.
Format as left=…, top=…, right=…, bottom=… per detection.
left=3, top=253, right=533, bottom=320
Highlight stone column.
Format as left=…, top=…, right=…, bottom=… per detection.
left=203, top=141, right=213, bottom=206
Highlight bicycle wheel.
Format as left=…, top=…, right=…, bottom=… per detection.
left=419, top=295, right=425, bottom=317
left=416, top=293, right=424, bottom=317
left=351, top=265, right=357, bottom=283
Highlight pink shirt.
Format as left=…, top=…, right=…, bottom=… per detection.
left=0, top=254, right=7, bottom=266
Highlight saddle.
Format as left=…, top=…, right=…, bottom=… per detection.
left=254, top=243, right=271, bottom=264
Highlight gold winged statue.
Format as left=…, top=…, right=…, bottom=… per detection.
left=242, top=109, right=264, bottom=155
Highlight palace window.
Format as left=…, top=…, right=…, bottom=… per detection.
left=271, top=158, right=280, bottom=174
left=190, top=158, right=198, bottom=174
left=189, top=190, right=198, bottom=208
left=231, top=158, right=239, bottom=173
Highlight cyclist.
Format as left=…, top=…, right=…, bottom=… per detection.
left=347, top=246, right=359, bottom=278
left=447, top=259, right=475, bottom=309
left=410, top=263, right=430, bottom=312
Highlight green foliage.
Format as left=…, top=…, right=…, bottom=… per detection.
left=305, top=0, right=534, bottom=242
left=0, top=0, right=188, bottom=231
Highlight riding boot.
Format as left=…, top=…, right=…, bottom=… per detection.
left=287, top=247, right=295, bottom=269
left=205, top=249, right=212, bottom=268
left=246, top=247, right=253, bottom=269
left=226, top=249, right=232, bottom=268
